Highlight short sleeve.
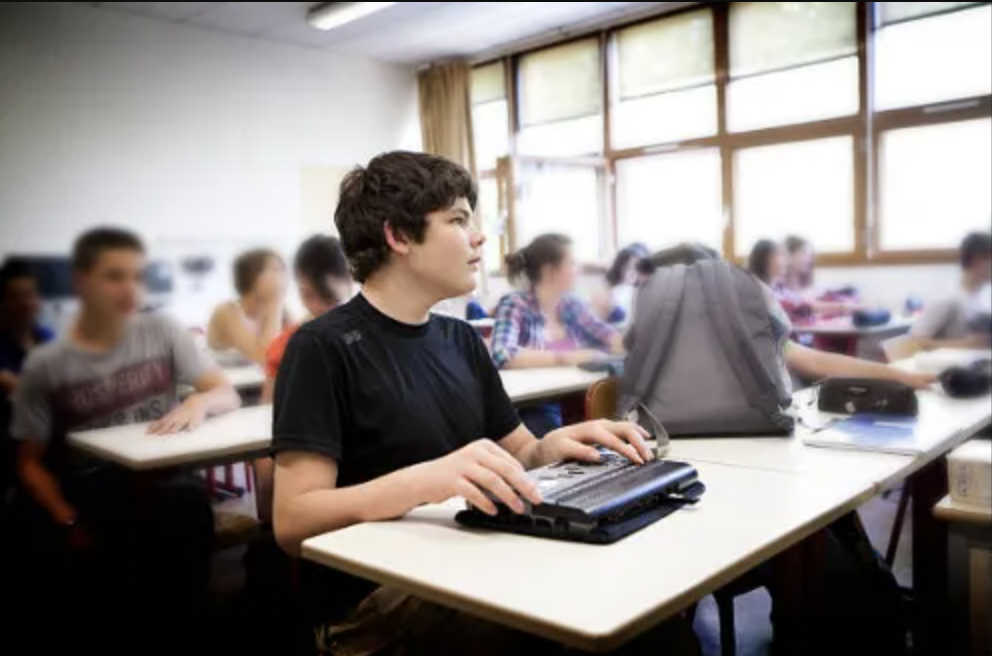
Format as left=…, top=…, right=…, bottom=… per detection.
left=271, top=330, right=349, bottom=462
left=11, top=352, right=53, bottom=443
left=567, top=297, right=618, bottom=350
left=265, top=325, right=297, bottom=380
left=158, top=313, right=214, bottom=385
left=910, top=297, right=955, bottom=340
left=467, top=328, right=521, bottom=440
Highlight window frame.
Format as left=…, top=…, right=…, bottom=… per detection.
left=468, top=1, right=991, bottom=270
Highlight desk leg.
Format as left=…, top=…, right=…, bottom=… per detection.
left=910, top=457, right=949, bottom=656
left=769, top=531, right=829, bottom=656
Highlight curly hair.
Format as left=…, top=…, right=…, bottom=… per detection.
left=334, top=152, right=477, bottom=283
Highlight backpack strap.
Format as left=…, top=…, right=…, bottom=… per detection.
left=619, top=264, right=687, bottom=418
left=697, top=261, right=785, bottom=415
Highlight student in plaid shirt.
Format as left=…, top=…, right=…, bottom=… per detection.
left=491, top=234, right=623, bottom=435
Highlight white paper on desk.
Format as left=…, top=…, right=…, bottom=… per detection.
left=802, top=414, right=941, bottom=456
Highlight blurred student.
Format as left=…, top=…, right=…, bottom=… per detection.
left=784, top=235, right=857, bottom=317
left=748, top=239, right=788, bottom=286
left=271, top=153, right=695, bottom=655
left=748, top=239, right=814, bottom=322
left=207, top=248, right=289, bottom=367
left=0, top=260, right=54, bottom=504
left=493, top=234, right=622, bottom=370
left=262, top=236, right=352, bottom=402
left=592, top=243, right=649, bottom=324
left=911, top=231, right=992, bottom=351
left=255, top=235, right=351, bottom=522
left=492, top=235, right=623, bottom=436
left=9, top=228, right=240, bottom=652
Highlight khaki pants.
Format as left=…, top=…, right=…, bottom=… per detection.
left=320, top=587, right=701, bottom=656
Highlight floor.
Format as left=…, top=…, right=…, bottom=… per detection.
left=206, top=466, right=914, bottom=656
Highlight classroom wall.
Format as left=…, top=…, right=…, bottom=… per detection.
left=0, top=2, right=420, bottom=326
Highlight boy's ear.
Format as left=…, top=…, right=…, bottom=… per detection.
left=384, top=222, right=412, bottom=256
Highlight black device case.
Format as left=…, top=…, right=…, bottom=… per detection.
left=817, top=378, right=918, bottom=416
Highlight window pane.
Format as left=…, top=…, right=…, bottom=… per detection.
left=516, top=115, right=602, bottom=157
left=730, top=2, right=857, bottom=78
left=471, top=62, right=506, bottom=105
left=612, top=86, right=718, bottom=148
left=616, top=150, right=724, bottom=252
left=875, top=5, right=992, bottom=110
left=477, top=177, right=505, bottom=272
left=616, top=10, right=714, bottom=99
left=879, top=2, right=982, bottom=25
left=879, top=119, right=992, bottom=251
left=728, top=57, right=859, bottom=132
left=518, top=39, right=602, bottom=127
left=734, top=137, right=855, bottom=256
left=473, top=100, right=509, bottom=171
left=514, top=163, right=603, bottom=262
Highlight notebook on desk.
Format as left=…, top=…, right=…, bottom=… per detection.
left=802, top=414, right=938, bottom=456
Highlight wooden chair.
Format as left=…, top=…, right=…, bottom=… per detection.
left=584, top=378, right=757, bottom=656
left=584, top=377, right=620, bottom=421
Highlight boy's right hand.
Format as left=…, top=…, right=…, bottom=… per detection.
left=418, top=440, right=542, bottom=516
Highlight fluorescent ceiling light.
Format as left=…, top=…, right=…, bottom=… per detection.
left=307, top=2, right=398, bottom=31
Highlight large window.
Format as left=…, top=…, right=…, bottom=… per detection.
left=471, top=2, right=991, bottom=271
left=512, top=161, right=604, bottom=262
left=875, top=3, right=992, bottom=111
left=734, top=137, right=856, bottom=256
left=476, top=177, right=505, bottom=272
left=471, top=63, right=511, bottom=172
left=611, top=10, right=717, bottom=149
left=728, top=2, right=859, bottom=132
left=517, top=39, right=604, bottom=156
left=616, top=150, right=724, bottom=251
left=878, top=119, right=992, bottom=251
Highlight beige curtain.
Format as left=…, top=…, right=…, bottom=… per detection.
left=418, top=62, right=476, bottom=176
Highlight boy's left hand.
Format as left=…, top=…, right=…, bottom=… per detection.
left=147, top=395, right=209, bottom=435
left=534, top=420, right=654, bottom=467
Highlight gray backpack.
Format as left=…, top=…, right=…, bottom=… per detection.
left=619, top=259, right=794, bottom=443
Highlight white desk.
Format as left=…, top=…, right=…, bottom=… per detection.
left=898, top=349, right=992, bottom=375
left=222, top=364, right=266, bottom=390
left=500, top=368, right=606, bottom=405
left=792, top=316, right=914, bottom=338
left=303, top=460, right=875, bottom=652
left=68, top=404, right=273, bottom=471
left=178, top=364, right=266, bottom=399
left=69, top=368, right=605, bottom=472
left=668, top=386, right=992, bottom=492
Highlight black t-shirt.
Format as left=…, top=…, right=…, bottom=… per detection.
left=272, top=293, right=521, bottom=484
left=271, top=294, right=522, bottom=622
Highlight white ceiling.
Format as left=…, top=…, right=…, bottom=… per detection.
left=83, top=2, right=687, bottom=65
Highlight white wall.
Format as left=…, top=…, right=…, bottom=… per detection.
left=0, top=2, right=420, bottom=326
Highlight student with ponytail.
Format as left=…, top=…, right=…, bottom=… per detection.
left=491, top=234, right=622, bottom=435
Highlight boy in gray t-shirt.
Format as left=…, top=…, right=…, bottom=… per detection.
left=911, top=232, right=992, bottom=350
left=8, top=228, right=240, bottom=653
